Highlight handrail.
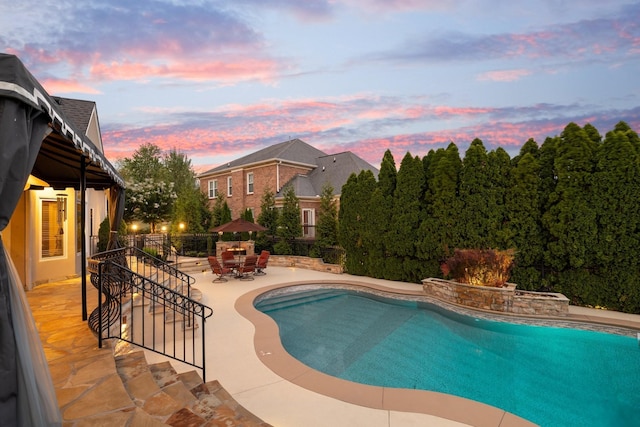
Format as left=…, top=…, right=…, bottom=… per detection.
left=88, top=246, right=213, bottom=380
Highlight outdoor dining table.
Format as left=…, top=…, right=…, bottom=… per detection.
left=231, top=254, right=246, bottom=278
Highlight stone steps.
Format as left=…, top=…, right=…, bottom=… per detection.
left=115, top=349, right=271, bottom=426
left=176, top=258, right=209, bottom=274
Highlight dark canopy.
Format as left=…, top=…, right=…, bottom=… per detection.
left=211, top=218, right=267, bottom=233
left=0, top=53, right=125, bottom=425
left=0, top=54, right=124, bottom=195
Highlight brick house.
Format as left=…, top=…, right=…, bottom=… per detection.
left=197, top=139, right=378, bottom=238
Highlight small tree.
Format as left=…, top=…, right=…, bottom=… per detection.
left=275, top=185, right=301, bottom=254
left=219, top=201, right=233, bottom=241
left=97, top=217, right=127, bottom=252
left=126, top=178, right=176, bottom=233
left=314, top=183, right=338, bottom=250
left=256, top=188, right=278, bottom=252
left=240, top=208, right=255, bottom=240
left=210, top=194, right=226, bottom=228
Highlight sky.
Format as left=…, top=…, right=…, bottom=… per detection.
left=2, top=0, right=639, bottom=173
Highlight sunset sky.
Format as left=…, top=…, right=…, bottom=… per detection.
left=2, top=1, right=639, bottom=172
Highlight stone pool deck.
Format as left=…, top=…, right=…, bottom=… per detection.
left=26, top=265, right=640, bottom=426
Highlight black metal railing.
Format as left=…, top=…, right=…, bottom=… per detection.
left=87, top=246, right=213, bottom=380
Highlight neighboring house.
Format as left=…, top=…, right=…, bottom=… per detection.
left=197, top=138, right=379, bottom=237
left=1, top=55, right=123, bottom=291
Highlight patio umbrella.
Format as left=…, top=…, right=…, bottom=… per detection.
left=211, top=218, right=267, bottom=250
left=210, top=218, right=267, bottom=233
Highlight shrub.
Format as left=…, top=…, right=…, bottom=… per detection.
left=441, top=248, right=515, bottom=287
left=142, top=247, right=159, bottom=258
left=273, top=240, right=293, bottom=255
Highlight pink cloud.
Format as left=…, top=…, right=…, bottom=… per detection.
left=477, top=69, right=532, bottom=82
left=89, top=56, right=283, bottom=84
left=40, top=78, right=101, bottom=95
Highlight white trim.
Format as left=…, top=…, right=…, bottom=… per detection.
left=208, top=179, right=218, bottom=198
left=247, top=172, right=254, bottom=194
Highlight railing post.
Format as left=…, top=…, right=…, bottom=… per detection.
left=98, top=261, right=104, bottom=349
left=201, top=312, right=206, bottom=382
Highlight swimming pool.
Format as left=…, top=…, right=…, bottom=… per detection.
left=254, top=285, right=640, bottom=427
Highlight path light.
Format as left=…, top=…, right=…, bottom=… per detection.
left=131, top=224, right=138, bottom=234
left=179, top=222, right=185, bottom=232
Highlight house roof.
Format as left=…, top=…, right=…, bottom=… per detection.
left=277, top=151, right=379, bottom=198
left=52, top=97, right=95, bottom=136
left=199, top=138, right=327, bottom=176
left=53, top=96, right=104, bottom=153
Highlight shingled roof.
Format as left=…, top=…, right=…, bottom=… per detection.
left=277, top=151, right=379, bottom=197
left=53, top=96, right=104, bottom=152
left=199, top=139, right=327, bottom=176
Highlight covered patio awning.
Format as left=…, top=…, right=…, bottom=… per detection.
left=0, top=53, right=124, bottom=192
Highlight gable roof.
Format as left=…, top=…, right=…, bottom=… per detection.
left=52, top=97, right=94, bottom=135
left=53, top=96, right=104, bottom=153
left=277, top=151, right=379, bottom=198
left=199, top=138, right=327, bottom=176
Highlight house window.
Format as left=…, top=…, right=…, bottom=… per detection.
left=302, top=208, right=315, bottom=238
left=208, top=180, right=218, bottom=198
left=42, top=196, right=67, bottom=258
left=227, top=177, right=232, bottom=197
left=247, top=172, right=254, bottom=194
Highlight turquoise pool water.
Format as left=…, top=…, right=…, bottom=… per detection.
left=255, top=288, right=640, bottom=427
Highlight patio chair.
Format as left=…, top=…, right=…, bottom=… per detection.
left=255, top=250, right=270, bottom=276
left=237, top=255, right=258, bottom=280
left=221, top=250, right=239, bottom=269
left=208, top=256, right=232, bottom=282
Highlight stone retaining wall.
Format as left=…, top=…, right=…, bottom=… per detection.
left=422, top=277, right=569, bottom=316
left=268, top=255, right=343, bottom=274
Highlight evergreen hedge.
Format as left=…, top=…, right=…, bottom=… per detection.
left=339, top=121, right=640, bottom=314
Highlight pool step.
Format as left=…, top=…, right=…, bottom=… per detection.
left=255, top=288, right=344, bottom=312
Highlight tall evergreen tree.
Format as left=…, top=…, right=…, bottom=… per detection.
left=542, top=123, right=598, bottom=300
left=338, top=171, right=376, bottom=275
left=365, top=150, right=396, bottom=278
left=417, top=143, right=462, bottom=277
left=458, top=138, right=494, bottom=248
left=486, top=147, right=512, bottom=249
left=511, top=138, right=539, bottom=165
left=543, top=123, right=598, bottom=268
left=583, top=123, right=603, bottom=145
left=592, top=128, right=640, bottom=311
left=613, top=121, right=640, bottom=152
left=507, top=149, right=544, bottom=290
left=387, top=153, right=425, bottom=282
